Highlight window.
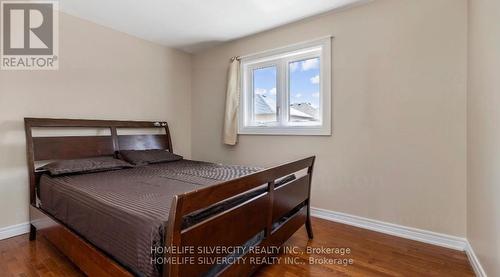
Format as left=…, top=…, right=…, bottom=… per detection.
left=239, top=37, right=331, bottom=135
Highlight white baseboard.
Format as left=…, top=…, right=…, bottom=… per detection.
left=311, top=207, right=490, bottom=276
left=465, top=241, right=488, bottom=277
left=0, top=222, right=30, bottom=241
left=311, top=207, right=467, bottom=251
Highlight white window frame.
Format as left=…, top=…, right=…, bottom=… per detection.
left=238, top=37, right=332, bottom=136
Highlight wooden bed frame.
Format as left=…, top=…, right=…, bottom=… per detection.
left=25, top=118, right=315, bottom=277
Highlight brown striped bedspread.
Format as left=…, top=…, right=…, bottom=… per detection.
left=39, top=160, right=262, bottom=277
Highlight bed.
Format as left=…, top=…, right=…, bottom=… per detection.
left=25, top=118, right=315, bottom=277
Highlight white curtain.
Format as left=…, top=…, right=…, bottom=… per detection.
left=223, top=58, right=240, bottom=145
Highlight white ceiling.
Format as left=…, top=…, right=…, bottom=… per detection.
left=60, top=0, right=368, bottom=53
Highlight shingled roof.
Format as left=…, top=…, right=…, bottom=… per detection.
left=254, top=94, right=318, bottom=120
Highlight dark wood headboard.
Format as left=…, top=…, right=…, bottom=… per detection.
left=24, top=118, right=173, bottom=204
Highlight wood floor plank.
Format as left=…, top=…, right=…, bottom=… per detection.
left=0, top=218, right=474, bottom=276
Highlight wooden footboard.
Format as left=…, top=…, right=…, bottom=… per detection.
left=164, top=156, right=315, bottom=277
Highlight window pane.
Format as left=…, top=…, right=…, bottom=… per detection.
left=253, top=66, right=277, bottom=124
left=288, top=57, right=320, bottom=123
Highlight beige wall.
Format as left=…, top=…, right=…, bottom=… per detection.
left=0, top=0, right=473, bottom=243
left=467, top=0, right=500, bottom=275
left=191, top=0, right=467, bottom=236
left=0, top=13, right=192, bottom=229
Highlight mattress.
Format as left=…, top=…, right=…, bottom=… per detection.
left=38, top=160, right=264, bottom=277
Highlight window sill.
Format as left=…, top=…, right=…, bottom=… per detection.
left=238, top=126, right=331, bottom=136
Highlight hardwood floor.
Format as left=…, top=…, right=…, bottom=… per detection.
left=256, top=218, right=474, bottom=277
left=0, top=230, right=84, bottom=276
left=0, top=217, right=474, bottom=276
